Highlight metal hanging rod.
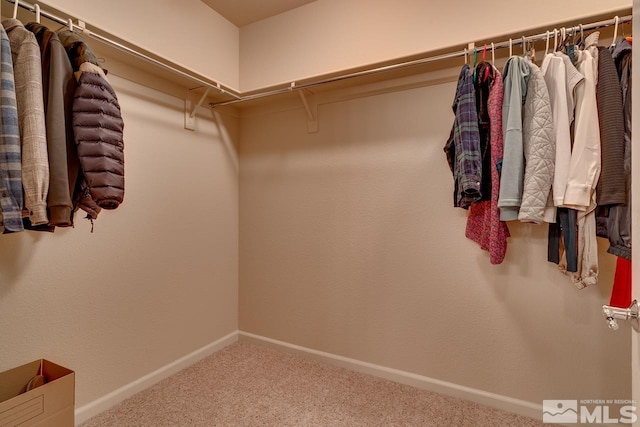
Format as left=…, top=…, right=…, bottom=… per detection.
left=2, top=1, right=630, bottom=108
left=210, top=13, right=632, bottom=108
left=3, top=0, right=242, bottom=100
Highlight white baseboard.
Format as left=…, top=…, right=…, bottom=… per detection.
left=238, top=331, right=542, bottom=421
left=74, top=331, right=238, bottom=425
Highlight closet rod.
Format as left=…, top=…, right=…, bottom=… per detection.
left=3, top=0, right=242, bottom=100
left=210, top=13, right=632, bottom=107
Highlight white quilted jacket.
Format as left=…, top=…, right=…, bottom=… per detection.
left=518, top=60, right=555, bottom=224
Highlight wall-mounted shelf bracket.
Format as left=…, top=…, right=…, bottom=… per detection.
left=185, top=87, right=211, bottom=131
left=602, top=300, right=639, bottom=332
left=298, top=89, right=318, bottom=133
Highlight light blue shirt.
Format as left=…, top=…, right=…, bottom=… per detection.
left=0, top=24, right=23, bottom=233
left=498, top=56, right=530, bottom=221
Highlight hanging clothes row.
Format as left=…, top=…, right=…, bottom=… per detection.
left=444, top=23, right=632, bottom=300
left=0, top=15, right=124, bottom=235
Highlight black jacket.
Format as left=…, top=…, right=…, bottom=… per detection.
left=57, top=30, right=125, bottom=216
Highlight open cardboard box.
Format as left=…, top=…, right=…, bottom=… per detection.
left=0, top=359, right=74, bottom=427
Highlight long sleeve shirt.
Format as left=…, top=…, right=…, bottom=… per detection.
left=3, top=19, right=49, bottom=226
left=27, top=22, right=76, bottom=227
left=565, top=32, right=602, bottom=289
left=0, top=24, right=23, bottom=233
left=444, top=64, right=482, bottom=209
left=564, top=32, right=601, bottom=210
left=540, top=52, right=584, bottom=208
left=498, top=56, right=529, bottom=220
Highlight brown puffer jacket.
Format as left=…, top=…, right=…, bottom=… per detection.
left=73, top=67, right=124, bottom=209
left=58, top=30, right=125, bottom=214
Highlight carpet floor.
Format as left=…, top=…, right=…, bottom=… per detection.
left=80, top=341, right=545, bottom=426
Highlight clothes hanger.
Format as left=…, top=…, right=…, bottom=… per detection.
left=610, top=16, right=619, bottom=48
left=67, top=18, right=73, bottom=31
left=509, top=38, right=512, bottom=57
left=478, top=44, right=491, bottom=82
left=491, top=42, right=495, bottom=65
left=12, top=0, right=20, bottom=19
left=472, top=46, right=477, bottom=81
left=577, top=24, right=584, bottom=48
left=553, top=28, right=558, bottom=52
left=557, top=27, right=566, bottom=51
left=558, top=27, right=575, bottom=53
left=621, top=17, right=632, bottom=43
left=545, top=31, right=550, bottom=56
left=34, top=4, right=40, bottom=24
left=464, top=48, right=468, bottom=65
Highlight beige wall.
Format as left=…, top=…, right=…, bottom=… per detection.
left=0, top=0, right=242, bottom=415
left=238, top=79, right=631, bottom=404
left=0, top=0, right=634, bottom=419
left=26, top=0, right=240, bottom=89
left=0, top=73, right=239, bottom=407
left=240, top=0, right=632, bottom=91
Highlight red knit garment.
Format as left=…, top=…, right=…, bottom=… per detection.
left=465, top=68, right=510, bottom=264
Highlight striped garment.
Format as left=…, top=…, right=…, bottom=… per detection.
left=444, top=64, right=482, bottom=209
left=3, top=19, right=49, bottom=226
left=0, top=24, right=23, bottom=233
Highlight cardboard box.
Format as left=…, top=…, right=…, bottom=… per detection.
left=0, top=360, right=74, bottom=427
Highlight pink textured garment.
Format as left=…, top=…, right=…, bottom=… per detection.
left=465, top=68, right=510, bottom=264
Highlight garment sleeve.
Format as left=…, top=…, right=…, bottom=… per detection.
left=14, top=34, right=49, bottom=225
left=449, top=66, right=482, bottom=209
left=498, top=58, right=525, bottom=221
left=518, top=68, right=555, bottom=224
left=542, top=57, right=573, bottom=207
left=595, top=47, right=626, bottom=206
left=0, top=28, right=24, bottom=232
left=43, top=36, right=74, bottom=226
left=563, top=51, right=600, bottom=209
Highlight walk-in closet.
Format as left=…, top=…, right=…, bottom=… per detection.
left=0, top=0, right=638, bottom=426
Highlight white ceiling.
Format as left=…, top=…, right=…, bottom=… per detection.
left=201, top=0, right=317, bottom=27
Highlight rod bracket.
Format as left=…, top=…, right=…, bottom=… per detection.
left=185, top=88, right=211, bottom=131
left=298, top=90, right=318, bottom=133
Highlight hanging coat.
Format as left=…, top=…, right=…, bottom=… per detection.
left=561, top=32, right=601, bottom=289
left=57, top=30, right=125, bottom=215
left=444, top=64, right=482, bottom=209
left=518, top=59, right=555, bottom=224
left=564, top=33, right=601, bottom=210
left=0, top=24, right=23, bottom=233
left=497, top=56, right=529, bottom=221
left=606, top=39, right=632, bottom=260
left=26, top=22, right=77, bottom=227
left=3, top=18, right=50, bottom=226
